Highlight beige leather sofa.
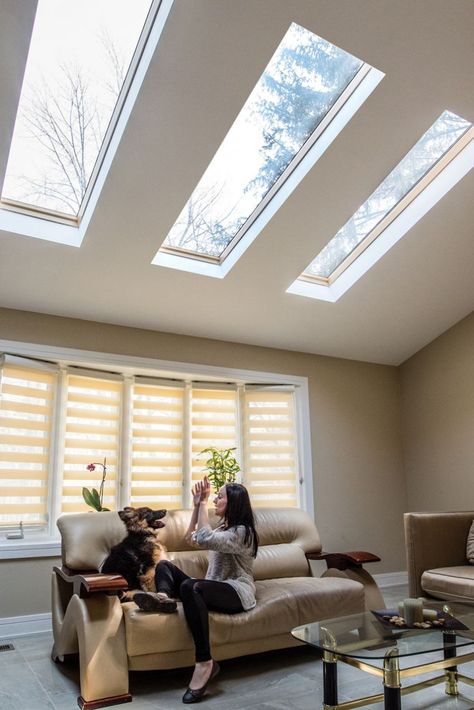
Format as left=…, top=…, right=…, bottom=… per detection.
left=404, top=511, right=474, bottom=602
left=52, top=507, right=381, bottom=709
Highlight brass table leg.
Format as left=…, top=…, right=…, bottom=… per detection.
left=383, top=648, right=401, bottom=710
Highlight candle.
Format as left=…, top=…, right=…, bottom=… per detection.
left=403, top=598, right=423, bottom=625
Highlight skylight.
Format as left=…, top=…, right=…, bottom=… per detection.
left=303, top=111, right=472, bottom=280
left=154, top=22, right=383, bottom=277
left=1, top=0, right=155, bottom=222
left=288, top=110, right=474, bottom=302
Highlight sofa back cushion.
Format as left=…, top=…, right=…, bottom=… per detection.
left=254, top=507, right=321, bottom=579
left=57, top=511, right=127, bottom=570
left=57, top=506, right=321, bottom=580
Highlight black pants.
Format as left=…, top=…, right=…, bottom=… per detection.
left=154, top=560, right=244, bottom=662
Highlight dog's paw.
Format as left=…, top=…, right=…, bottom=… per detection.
left=119, top=590, right=136, bottom=603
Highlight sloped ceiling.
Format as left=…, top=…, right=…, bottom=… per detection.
left=0, top=0, right=473, bottom=365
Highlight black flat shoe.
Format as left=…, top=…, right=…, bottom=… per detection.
left=134, top=592, right=177, bottom=613
left=182, top=661, right=220, bottom=704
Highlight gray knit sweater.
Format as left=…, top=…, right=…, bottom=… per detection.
left=192, top=523, right=256, bottom=610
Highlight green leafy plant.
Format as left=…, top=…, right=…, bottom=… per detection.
left=199, top=447, right=241, bottom=492
left=82, top=457, right=110, bottom=511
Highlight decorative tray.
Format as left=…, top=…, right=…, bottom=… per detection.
left=371, top=609, right=469, bottom=631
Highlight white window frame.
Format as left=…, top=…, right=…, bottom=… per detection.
left=0, top=338, right=313, bottom=559
left=288, top=123, right=474, bottom=302
left=152, top=64, right=384, bottom=278
left=0, top=0, right=174, bottom=247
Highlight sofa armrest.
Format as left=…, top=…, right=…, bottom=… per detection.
left=53, top=565, right=128, bottom=597
left=306, top=549, right=384, bottom=610
left=404, top=511, right=474, bottom=597
left=306, top=550, right=380, bottom=570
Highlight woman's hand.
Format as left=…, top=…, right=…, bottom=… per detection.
left=200, top=475, right=211, bottom=502
left=191, top=481, right=203, bottom=507
left=191, top=476, right=211, bottom=506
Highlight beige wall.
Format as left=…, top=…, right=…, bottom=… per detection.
left=0, top=307, right=406, bottom=618
left=2, top=307, right=472, bottom=620
left=400, top=311, right=474, bottom=511
left=0, top=558, right=55, bottom=617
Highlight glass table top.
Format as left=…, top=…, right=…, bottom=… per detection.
left=292, top=603, right=474, bottom=660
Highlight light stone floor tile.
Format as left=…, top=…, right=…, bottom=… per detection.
left=0, top=666, right=56, bottom=710
left=0, top=691, right=56, bottom=710
left=28, top=655, right=81, bottom=696
left=4, top=583, right=474, bottom=709
left=47, top=691, right=85, bottom=710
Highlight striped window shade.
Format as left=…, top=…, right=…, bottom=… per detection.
left=243, top=388, right=299, bottom=507
left=61, top=373, right=122, bottom=513
left=191, top=387, right=238, bottom=486
left=130, top=382, right=184, bottom=509
left=0, top=359, right=57, bottom=527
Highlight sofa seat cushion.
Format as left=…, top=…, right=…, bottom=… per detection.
left=422, top=566, right=474, bottom=602
left=123, top=576, right=364, bottom=658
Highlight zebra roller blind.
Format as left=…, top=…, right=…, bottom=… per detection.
left=130, top=381, right=184, bottom=508
left=0, top=358, right=57, bottom=527
left=61, top=373, right=121, bottom=513
left=0, top=353, right=303, bottom=527
left=243, top=389, right=299, bottom=507
left=191, top=387, right=238, bottom=489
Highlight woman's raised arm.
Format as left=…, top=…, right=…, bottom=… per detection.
left=185, top=476, right=211, bottom=542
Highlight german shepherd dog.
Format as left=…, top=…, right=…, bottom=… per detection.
left=101, top=506, right=168, bottom=600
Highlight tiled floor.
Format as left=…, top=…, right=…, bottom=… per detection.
left=2, top=584, right=474, bottom=709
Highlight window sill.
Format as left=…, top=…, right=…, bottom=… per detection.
left=0, top=537, right=61, bottom=560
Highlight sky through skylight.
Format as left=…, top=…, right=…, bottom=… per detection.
left=1, top=0, right=152, bottom=217
left=160, top=22, right=365, bottom=260
left=303, top=110, right=473, bottom=279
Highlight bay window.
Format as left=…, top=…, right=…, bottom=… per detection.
left=0, top=348, right=312, bottom=548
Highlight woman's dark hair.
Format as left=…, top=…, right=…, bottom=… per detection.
left=223, top=482, right=259, bottom=557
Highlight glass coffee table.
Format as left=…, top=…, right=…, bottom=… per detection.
left=292, top=603, right=474, bottom=709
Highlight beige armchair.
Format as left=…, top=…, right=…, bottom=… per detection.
left=52, top=507, right=383, bottom=709
left=404, top=511, right=474, bottom=602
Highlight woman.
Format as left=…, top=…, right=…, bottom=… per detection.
left=134, top=475, right=259, bottom=704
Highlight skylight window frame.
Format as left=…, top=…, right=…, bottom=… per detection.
left=0, top=197, right=79, bottom=227
left=0, top=0, right=174, bottom=246
left=153, top=61, right=384, bottom=278
left=218, top=64, right=376, bottom=265
left=161, top=63, right=376, bottom=267
left=299, top=122, right=474, bottom=288
left=288, top=121, right=474, bottom=302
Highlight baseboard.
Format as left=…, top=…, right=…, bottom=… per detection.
left=374, top=571, right=408, bottom=588
left=0, top=612, right=52, bottom=640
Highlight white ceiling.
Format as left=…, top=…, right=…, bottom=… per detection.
left=0, top=0, right=473, bottom=366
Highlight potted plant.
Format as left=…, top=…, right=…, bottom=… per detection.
left=199, top=447, right=241, bottom=492
left=82, top=457, right=110, bottom=511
